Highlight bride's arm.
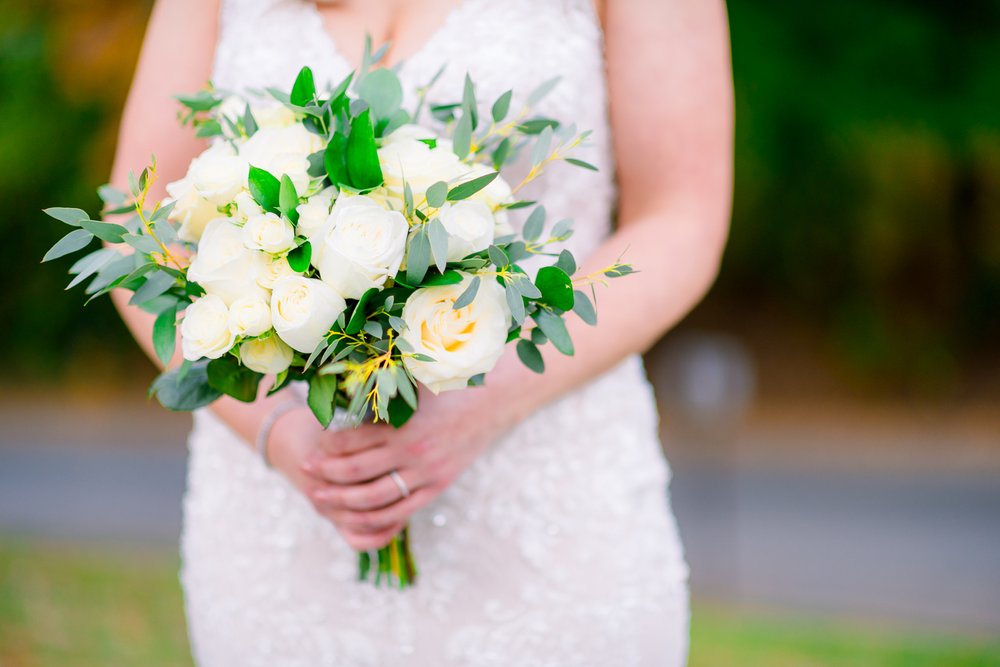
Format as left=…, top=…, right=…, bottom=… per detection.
left=304, top=0, right=733, bottom=542
left=109, top=0, right=334, bottom=509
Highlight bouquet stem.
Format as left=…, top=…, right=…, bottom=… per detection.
left=358, top=524, right=417, bottom=589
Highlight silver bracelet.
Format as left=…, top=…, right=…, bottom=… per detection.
left=255, top=398, right=303, bottom=468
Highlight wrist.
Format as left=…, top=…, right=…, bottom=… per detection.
left=260, top=402, right=313, bottom=472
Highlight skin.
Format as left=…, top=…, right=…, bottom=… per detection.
left=110, top=0, right=733, bottom=551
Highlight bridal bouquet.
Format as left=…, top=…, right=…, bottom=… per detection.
left=42, top=55, right=631, bottom=588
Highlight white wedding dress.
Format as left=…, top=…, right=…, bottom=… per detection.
left=181, top=1, right=690, bottom=665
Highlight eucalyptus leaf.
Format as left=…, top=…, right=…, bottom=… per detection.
left=488, top=245, right=509, bottom=268
left=453, top=276, right=480, bottom=310
left=565, top=157, right=599, bottom=171
left=151, top=361, right=221, bottom=411
left=522, top=206, right=546, bottom=241
left=527, top=76, right=561, bottom=106
left=130, top=271, right=177, bottom=306
left=492, top=137, right=512, bottom=169
left=447, top=171, right=498, bottom=201
left=531, top=125, right=553, bottom=167
left=43, top=229, right=93, bottom=262
left=555, top=249, right=577, bottom=276
left=461, top=74, right=478, bottom=130
left=516, top=339, right=545, bottom=373
left=491, top=89, right=513, bottom=123
left=44, top=207, right=88, bottom=227
left=425, top=181, right=448, bottom=208
left=406, top=227, right=431, bottom=284
left=452, top=112, right=472, bottom=160
left=505, top=284, right=526, bottom=324
left=346, top=287, right=379, bottom=335
left=66, top=249, right=116, bottom=290
left=427, top=219, right=449, bottom=273
left=572, top=289, right=597, bottom=325
left=534, top=308, right=574, bottom=355
left=80, top=220, right=127, bottom=243
left=357, top=67, right=403, bottom=122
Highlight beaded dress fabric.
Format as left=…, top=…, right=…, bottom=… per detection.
left=181, top=1, right=690, bottom=664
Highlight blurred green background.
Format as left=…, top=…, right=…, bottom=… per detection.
left=2, top=1, right=999, bottom=665
left=3, top=0, right=999, bottom=398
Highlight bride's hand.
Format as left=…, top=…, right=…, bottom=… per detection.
left=268, top=406, right=407, bottom=550
left=300, top=388, right=513, bottom=547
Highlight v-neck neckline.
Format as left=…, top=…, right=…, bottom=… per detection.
left=305, top=0, right=474, bottom=76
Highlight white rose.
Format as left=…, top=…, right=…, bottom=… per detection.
left=242, top=212, right=295, bottom=254
left=240, top=124, right=323, bottom=193
left=381, top=124, right=438, bottom=146
left=378, top=137, right=465, bottom=205
left=465, top=164, right=515, bottom=235
left=438, top=200, right=495, bottom=261
left=310, top=195, right=408, bottom=300
left=181, top=294, right=236, bottom=361
left=253, top=104, right=298, bottom=129
left=217, top=96, right=247, bottom=127
left=227, top=296, right=272, bottom=337
left=256, top=254, right=299, bottom=290
left=295, top=189, right=336, bottom=238
left=233, top=190, right=263, bottom=221
left=188, top=142, right=248, bottom=206
left=400, top=274, right=511, bottom=393
left=165, top=177, right=218, bottom=243
left=239, top=335, right=293, bottom=375
left=187, top=218, right=269, bottom=306
left=271, top=276, right=346, bottom=353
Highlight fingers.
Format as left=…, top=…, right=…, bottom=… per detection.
left=317, top=423, right=391, bottom=456
left=308, top=445, right=404, bottom=485
left=323, top=488, right=435, bottom=534
left=338, top=521, right=407, bottom=552
left=311, top=468, right=422, bottom=511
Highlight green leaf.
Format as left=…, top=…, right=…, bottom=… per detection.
left=565, top=157, right=598, bottom=171
left=420, top=269, right=463, bottom=286
left=425, top=181, right=448, bottom=208
left=290, top=66, right=317, bottom=107
left=393, top=366, right=418, bottom=409
left=535, top=266, right=574, bottom=311
left=150, top=361, right=221, bottom=411
left=427, top=219, right=449, bottom=273
left=492, top=136, right=512, bottom=169
left=452, top=112, right=472, bottom=160
left=152, top=305, right=177, bottom=366
left=80, top=220, right=127, bottom=243
left=522, top=206, right=546, bottom=241
left=307, top=372, right=339, bottom=428
left=195, top=119, right=223, bottom=138
left=357, top=67, right=403, bottom=122
left=510, top=274, right=542, bottom=299
left=207, top=355, right=263, bottom=403
left=346, top=109, right=384, bottom=189
left=43, top=229, right=93, bottom=262
left=461, top=74, right=478, bottom=130
left=44, top=207, right=88, bottom=227
left=518, top=119, right=560, bottom=135
left=530, top=327, right=547, bottom=345
left=555, top=249, right=577, bottom=276
left=505, top=284, right=526, bottom=324
left=387, top=393, right=415, bottom=428
left=531, top=125, right=553, bottom=166
left=346, top=287, right=378, bottom=335
left=448, top=171, right=498, bottom=201
left=97, top=185, right=127, bottom=206
left=572, top=289, right=597, bottom=325
left=534, top=309, right=574, bottom=355
left=67, top=248, right=116, bottom=290
left=279, top=175, right=299, bottom=224
left=406, top=227, right=431, bottom=285
left=527, top=76, right=561, bottom=106
left=242, top=104, right=258, bottom=137
left=453, top=276, right=480, bottom=310
left=248, top=165, right=281, bottom=213
left=488, top=245, right=509, bottom=268
left=324, top=132, right=350, bottom=185
left=491, top=89, right=513, bottom=123
left=174, top=92, right=221, bottom=112
left=287, top=242, right=312, bottom=273
left=516, top=339, right=545, bottom=373
left=129, top=271, right=176, bottom=306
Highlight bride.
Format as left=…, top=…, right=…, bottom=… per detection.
left=109, top=0, right=732, bottom=664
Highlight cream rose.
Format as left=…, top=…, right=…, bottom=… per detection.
left=240, top=124, right=323, bottom=193
left=256, top=254, right=299, bottom=290
left=465, top=164, right=515, bottom=236
left=253, top=104, right=297, bottom=129
left=188, top=142, right=248, bottom=206
left=310, top=195, right=408, bottom=300
left=227, top=295, right=272, bottom=337
left=438, top=200, right=495, bottom=261
left=165, top=177, right=218, bottom=243
left=181, top=294, right=236, bottom=361
left=295, top=189, right=336, bottom=238
left=242, top=212, right=295, bottom=254
left=187, top=218, right=269, bottom=306
left=270, top=276, right=346, bottom=353
left=234, top=190, right=263, bottom=221
left=239, top=335, right=293, bottom=375
left=378, top=137, right=465, bottom=205
left=400, top=274, right=511, bottom=393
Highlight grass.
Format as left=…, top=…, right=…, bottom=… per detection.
left=1, top=540, right=998, bottom=667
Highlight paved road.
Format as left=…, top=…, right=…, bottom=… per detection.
left=1, top=442, right=998, bottom=633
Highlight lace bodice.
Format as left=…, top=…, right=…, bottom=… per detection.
left=180, top=2, right=689, bottom=665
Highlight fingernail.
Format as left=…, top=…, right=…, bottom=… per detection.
left=301, top=459, right=315, bottom=472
